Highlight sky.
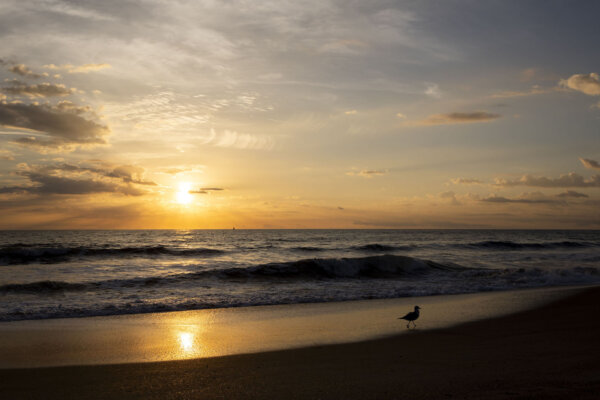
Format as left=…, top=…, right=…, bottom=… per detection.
left=0, top=0, right=599, bottom=229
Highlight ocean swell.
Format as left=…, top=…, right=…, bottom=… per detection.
left=218, top=255, right=458, bottom=279
left=464, top=240, right=596, bottom=250
left=0, top=245, right=224, bottom=265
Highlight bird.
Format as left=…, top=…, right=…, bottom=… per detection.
left=398, top=305, right=421, bottom=329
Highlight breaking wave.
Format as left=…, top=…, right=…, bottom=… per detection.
left=352, top=244, right=414, bottom=252
left=0, top=245, right=224, bottom=265
left=3, top=255, right=599, bottom=296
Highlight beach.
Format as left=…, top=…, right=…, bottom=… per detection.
left=1, top=285, right=599, bottom=399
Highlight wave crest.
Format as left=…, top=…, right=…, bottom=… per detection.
left=219, top=255, right=458, bottom=279
left=0, top=245, right=224, bottom=265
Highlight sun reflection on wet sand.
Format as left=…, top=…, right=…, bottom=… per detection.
left=175, top=328, right=202, bottom=358
left=178, top=332, right=194, bottom=351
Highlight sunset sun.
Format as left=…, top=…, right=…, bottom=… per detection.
left=176, top=182, right=193, bottom=205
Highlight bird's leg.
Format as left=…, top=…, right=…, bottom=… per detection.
left=406, top=323, right=410, bottom=329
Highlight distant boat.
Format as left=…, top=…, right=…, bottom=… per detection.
left=232, top=227, right=236, bottom=230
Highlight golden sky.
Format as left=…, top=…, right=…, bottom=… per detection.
left=0, top=1, right=599, bottom=228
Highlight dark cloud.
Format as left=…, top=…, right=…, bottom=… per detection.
left=105, top=165, right=156, bottom=185
left=494, top=173, right=600, bottom=188
left=416, top=111, right=501, bottom=126
left=480, top=195, right=556, bottom=204
left=482, top=191, right=563, bottom=204
left=0, top=173, right=144, bottom=196
left=450, top=178, right=483, bottom=185
left=580, top=158, right=600, bottom=171
left=189, top=187, right=224, bottom=194
left=8, top=64, right=45, bottom=79
left=0, top=102, right=108, bottom=151
left=54, top=100, right=93, bottom=115
left=37, top=162, right=155, bottom=185
left=556, top=190, right=589, bottom=198
left=0, top=163, right=154, bottom=196
left=2, top=82, right=74, bottom=97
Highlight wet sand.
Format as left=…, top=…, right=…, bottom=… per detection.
left=0, top=286, right=574, bottom=369
left=1, top=286, right=599, bottom=399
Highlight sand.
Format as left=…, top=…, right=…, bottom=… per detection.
left=1, top=286, right=599, bottom=399
left=0, top=286, right=575, bottom=368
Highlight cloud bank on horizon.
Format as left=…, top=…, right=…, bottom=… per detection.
left=0, top=0, right=599, bottom=228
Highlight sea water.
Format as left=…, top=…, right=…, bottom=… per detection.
left=0, top=229, right=598, bottom=321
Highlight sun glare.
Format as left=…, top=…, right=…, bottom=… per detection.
left=178, top=331, right=195, bottom=353
left=176, top=182, right=193, bottom=205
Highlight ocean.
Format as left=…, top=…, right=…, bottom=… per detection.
left=1, top=229, right=599, bottom=322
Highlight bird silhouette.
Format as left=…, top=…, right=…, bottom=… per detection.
left=398, top=305, right=420, bottom=329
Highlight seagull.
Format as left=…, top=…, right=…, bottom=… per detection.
left=398, top=305, right=421, bottom=329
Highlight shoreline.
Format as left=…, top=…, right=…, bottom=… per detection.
left=0, top=285, right=582, bottom=369
left=1, top=285, right=599, bottom=399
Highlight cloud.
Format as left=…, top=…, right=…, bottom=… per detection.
left=556, top=190, right=588, bottom=199
left=0, top=149, right=15, bottom=160
left=396, top=113, right=407, bottom=119
left=8, top=64, right=45, bottom=78
left=29, top=162, right=155, bottom=185
left=3, top=173, right=144, bottom=196
left=481, top=193, right=556, bottom=204
left=0, top=102, right=109, bottom=151
left=158, top=165, right=205, bottom=175
left=560, top=73, right=600, bottom=96
left=189, top=187, right=224, bottom=194
left=424, top=83, right=441, bottom=98
left=44, top=63, right=111, bottom=74
left=346, top=169, right=388, bottom=178
left=490, top=85, right=562, bottom=98
left=415, top=111, right=501, bottom=126
left=579, top=158, right=600, bottom=171
left=104, top=165, right=156, bottom=185
left=2, top=82, right=75, bottom=98
left=450, top=178, right=483, bottom=185
left=494, top=173, right=600, bottom=188
left=344, top=110, right=357, bottom=115
left=439, top=191, right=460, bottom=205
left=204, top=129, right=274, bottom=150
left=0, top=163, right=153, bottom=196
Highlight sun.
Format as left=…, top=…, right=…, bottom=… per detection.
left=176, top=182, right=193, bottom=205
